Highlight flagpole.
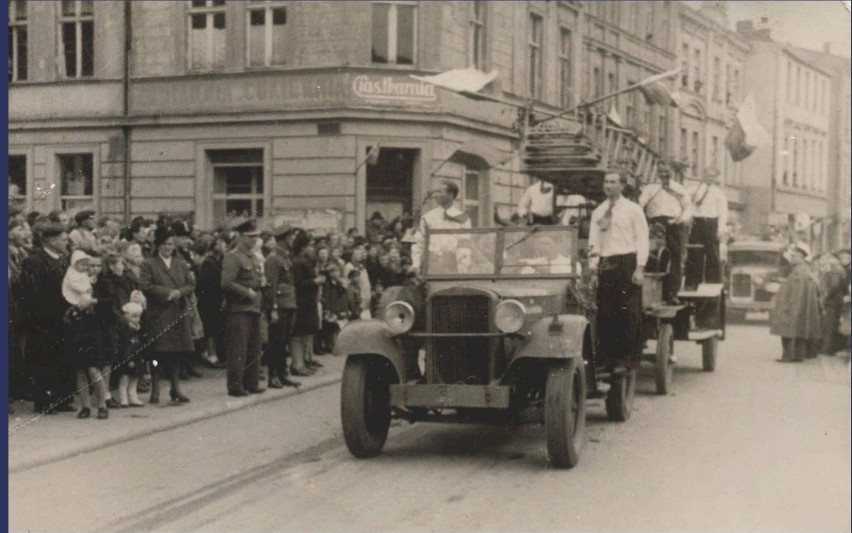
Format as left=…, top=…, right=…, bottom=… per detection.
left=355, top=143, right=380, bottom=173
left=536, top=67, right=683, bottom=126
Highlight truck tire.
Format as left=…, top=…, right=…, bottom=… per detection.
left=605, top=368, right=636, bottom=422
left=655, top=324, right=674, bottom=395
left=545, top=360, right=587, bottom=469
left=341, top=357, right=392, bottom=458
left=702, top=336, right=718, bottom=372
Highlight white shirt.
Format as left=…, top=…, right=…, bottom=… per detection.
left=159, top=255, right=172, bottom=269
left=517, top=181, right=554, bottom=218
left=639, top=181, right=693, bottom=221
left=588, top=196, right=649, bottom=267
left=411, top=205, right=472, bottom=269
left=688, top=182, right=728, bottom=229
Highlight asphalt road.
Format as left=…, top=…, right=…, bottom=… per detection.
left=9, top=324, right=851, bottom=533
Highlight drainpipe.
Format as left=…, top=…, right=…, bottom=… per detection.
left=122, top=0, right=132, bottom=223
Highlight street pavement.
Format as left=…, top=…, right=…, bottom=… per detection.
left=9, top=324, right=851, bottom=532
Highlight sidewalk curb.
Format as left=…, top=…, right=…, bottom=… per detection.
left=9, top=374, right=343, bottom=474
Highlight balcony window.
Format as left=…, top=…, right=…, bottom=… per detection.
left=8, top=0, right=27, bottom=82
left=371, top=2, right=416, bottom=65
left=58, top=153, right=94, bottom=213
left=59, top=0, right=94, bottom=78
left=528, top=12, right=543, bottom=99
left=559, top=27, right=573, bottom=109
left=188, top=0, right=227, bottom=71
left=469, top=1, right=486, bottom=70
left=247, top=1, right=288, bottom=67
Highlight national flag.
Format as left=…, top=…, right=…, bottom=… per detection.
left=410, top=68, right=499, bottom=98
left=607, top=103, right=623, bottom=127
left=635, top=67, right=685, bottom=107
left=724, top=92, right=771, bottom=162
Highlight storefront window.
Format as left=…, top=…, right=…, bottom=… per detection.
left=58, top=153, right=94, bottom=214
left=59, top=0, right=94, bottom=78
left=188, top=0, right=227, bottom=71
left=247, top=1, right=288, bottom=67
left=209, top=149, right=265, bottom=224
left=9, top=155, right=27, bottom=210
left=371, top=2, right=416, bottom=65
left=8, top=0, right=27, bottom=82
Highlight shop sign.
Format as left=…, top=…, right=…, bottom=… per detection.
left=351, top=74, right=437, bottom=104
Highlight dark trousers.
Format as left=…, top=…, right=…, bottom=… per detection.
left=685, top=217, right=721, bottom=286
left=225, top=312, right=262, bottom=393
left=531, top=214, right=555, bottom=225
left=27, top=326, right=75, bottom=412
left=265, top=309, right=295, bottom=378
left=780, top=337, right=819, bottom=361
left=596, top=254, right=643, bottom=369
left=821, top=305, right=845, bottom=354
left=650, top=217, right=686, bottom=300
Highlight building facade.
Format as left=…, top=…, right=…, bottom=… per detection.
left=735, top=21, right=834, bottom=246
left=673, top=2, right=749, bottom=231
left=8, top=1, right=579, bottom=233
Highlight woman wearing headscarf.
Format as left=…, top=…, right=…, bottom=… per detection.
left=139, top=227, right=195, bottom=403
left=290, top=230, right=325, bottom=376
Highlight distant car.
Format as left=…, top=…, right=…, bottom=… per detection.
left=725, top=240, right=788, bottom=316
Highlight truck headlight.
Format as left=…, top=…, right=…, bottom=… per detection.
left=495, top=299, right=527, bottom=334
left=764, top=282, right=781, bottom=294
left=384, top=301, right=415, bottom=334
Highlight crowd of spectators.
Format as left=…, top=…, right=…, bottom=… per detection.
left=8, top=204, right=420, bottom=417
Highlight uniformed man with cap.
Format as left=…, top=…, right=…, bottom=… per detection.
left=263, top=224, right=301, bottom=388
left=222, top=219, right=265, bottom=396
left=638, top=162, right=693, bottom=303
left=410, top=180, right=472, bottom=273
left=685, top=167, right=728, bottom=288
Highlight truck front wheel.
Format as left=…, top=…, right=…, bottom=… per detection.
left=341, top=357, right=393, bottom=458
left=545, top=360, right=587, bottom=468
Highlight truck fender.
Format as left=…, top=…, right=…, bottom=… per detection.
left=334, top=319, right=412, bottom=383
left=501, top=315, right=591, bottom=384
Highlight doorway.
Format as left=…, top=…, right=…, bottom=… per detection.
left=365, top=147, right=418, bottom=222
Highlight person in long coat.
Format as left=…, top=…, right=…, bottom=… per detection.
left=290, top=230, right=325, bottom=376
left=19, top=222, right=77, bottom=414
left=140, top=227, right=195, bottom=403
left=770, top=244, right=822, bottom=363
left=196, top=236, right=227, bottom=367
left=817, top=253, right=847, bottom=355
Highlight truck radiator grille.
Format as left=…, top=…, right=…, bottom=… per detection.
left=731, top=274, right=752, bottom=298
left=430, top=295, right=490, bottom=385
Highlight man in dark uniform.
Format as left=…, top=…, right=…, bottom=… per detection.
left=221, top=220, right=265, bottom=397
left=19, top=222, right=77, bottom=413
left=263, top=225, right=300, bottom=389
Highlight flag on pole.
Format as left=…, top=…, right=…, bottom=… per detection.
left=366, top=144, right=381, bottom=166
left=410, top=68, right=498, bottom=98
left=636, top=67, right=686, bottom=107
left=724, top=92, right=771, bottom=162
left=607, top=103, right=623, bottom=127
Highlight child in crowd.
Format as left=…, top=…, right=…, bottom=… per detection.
left=63, top=250, right=109, bottom=419
left=115, top=302, right=146, bottom=407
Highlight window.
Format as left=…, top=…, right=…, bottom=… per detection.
left=796, top=65, right=802, bottom=105
left=805, top=71, right=811, bottom=110
left=371, top=2, right=416, bottom=65
left=210, top=149, right=265, bottom=222
left=625, top=80, right=636, bottom=126
left=680, top=127, right=688, bottom=161
left=681, top=43, right=689, bottom=88
left=463, top=168, right=481, bottom=228
left=803, top=138, right=810, bottom=189
left=8, top=0, right=27, bottom=82
left=247, top=1, right=288, bottom=67
left=58, top=154, right=94, bottom=212
left=783, top=132, right=790, bottom=185
left=644, top=3, right=655, bottom=42
left=59, top=0, right=94, bottom=78
left=712, top=57, right=721, bottom=101
left=792, top=133, right=799, bottom=186
left=592, top=67, right=602, bottom=98
left=469, top=1, right=486, bottom=70
left=691, top=131, right=699, bottom=176
left=9, top=155, right=27, bottom=210
left=559, top=27, right=573, bottom=108
left=528, top=12, right=543, bottom=99
left=786, top=60, right=793, bottom=103
left=657, top=114, right=666, bottom=152
left=693, top=49, right=701, bottom=93
left=711, top=136, right=719, bottom=170
left=731, top=68, right=739, bottom=102
left=188, top=0, right=227, bottom=71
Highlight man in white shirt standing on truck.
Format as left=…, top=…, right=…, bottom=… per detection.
left=589, top=171, right=649, bottom=372
left=638, top=162, right=693, bottom=303
left=685, top=167, right=728, bottom=289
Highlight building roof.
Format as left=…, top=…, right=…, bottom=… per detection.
left=788, top=45, right=851, bottom=75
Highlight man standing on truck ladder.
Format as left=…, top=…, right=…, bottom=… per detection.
left=589, top=172, right=649, bottom=372
left=685, top=167, right=728, bottom=289
left=639, top=161, right=693, bottom=303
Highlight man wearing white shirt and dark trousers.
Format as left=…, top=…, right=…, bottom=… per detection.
left=589, top=172, right=650, bottom=372
left=517, top=178, right=555, bottom=225
left=638, top=162, right=693, bottom=303
left=685, top=167, right=728, bottom=289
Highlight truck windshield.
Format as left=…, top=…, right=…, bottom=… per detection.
left=426, top=231, right=497, bottom=275
left=501, top=228, right=578, bottom=275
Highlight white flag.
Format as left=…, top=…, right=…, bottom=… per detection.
left=410, top=68, right=498, bottom=94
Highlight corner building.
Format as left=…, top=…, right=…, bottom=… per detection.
left=11, top=1, right=585, bottom=232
